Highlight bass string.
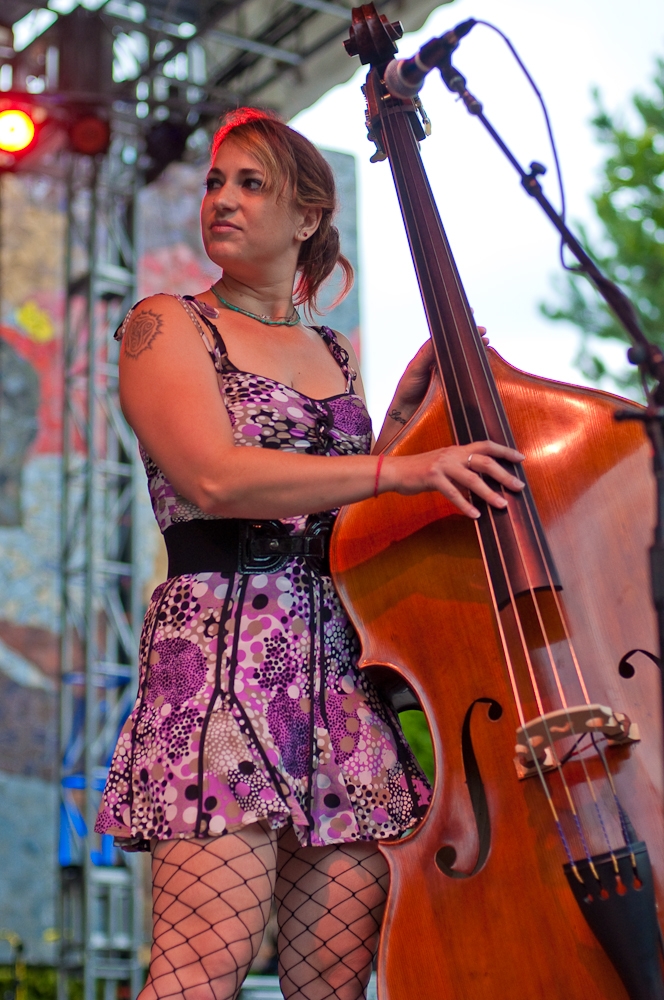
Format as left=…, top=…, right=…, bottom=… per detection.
left=480, top=500, right=603, bottom=872
left=473, top=524, right=583, bottom=878
left=382, top=99, right=616, bottom=866
left=388, top=126, right=532, bottom=738
left=468, top=333, right=592, bottom=704
left=381, top=110, right=569, bottom=782
left=591, top=735, right=639, bottom=864
left=483, top=477, right=621, bottom=869
left=464, top=293, right=620, bottom=865
left=380, top=109, right=552, bottom=714
left=511, top=485, right=591, bottom=703
left=386, top=106, right=595, bottom=723
left=392, top=109, right=594, bottom=712
left=381, top=109, right=565, bottom=717
left=469, top=330, right=594, bottom=705
left=436, top=219, right=617, bottom=866
left=484, top=503, right=620, bottom=872
left=463, top=299, right=616, bottom=859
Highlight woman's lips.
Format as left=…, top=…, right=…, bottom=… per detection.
left=211, top=220, right=240, bottom=232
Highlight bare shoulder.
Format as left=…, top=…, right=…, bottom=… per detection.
left=121, top=293, right=190, bottom=361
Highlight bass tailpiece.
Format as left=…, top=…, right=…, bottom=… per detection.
left=564, top=842, right=664, bottom=1000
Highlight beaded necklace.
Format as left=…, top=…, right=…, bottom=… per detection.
left=210, top=284, right=300, bottom=327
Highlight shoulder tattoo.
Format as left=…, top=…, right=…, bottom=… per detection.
left=124, top=309, right=164, bottom=359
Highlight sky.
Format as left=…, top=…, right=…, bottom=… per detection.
left=291, top=0, right=664, bottom=427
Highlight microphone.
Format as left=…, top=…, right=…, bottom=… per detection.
left=383, top=19, right=477, bottom=100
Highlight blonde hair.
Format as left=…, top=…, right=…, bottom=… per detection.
left=210, top=108, right=354, bottom=314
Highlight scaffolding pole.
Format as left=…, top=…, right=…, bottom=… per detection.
left=58, top=131, right=145, bottom=1000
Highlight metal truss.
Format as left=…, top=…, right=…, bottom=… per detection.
left=58, top=126, right=145, bottom=1000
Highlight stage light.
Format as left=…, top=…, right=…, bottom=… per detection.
left=0, top=108, right=35, bottom=153
left=0, top=100, right=47, bottom=170
left=144, top=119, right=191, bottom=183
left=69, top=114, right=110, bottom=155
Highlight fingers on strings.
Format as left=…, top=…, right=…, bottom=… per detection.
left=275, top=826, right=389, bottom=1000
left=464, top=455, right=524, bottom=494
left=141, top=823, right=277, bottom=1000
left=465, top=449, right=525, bottom=506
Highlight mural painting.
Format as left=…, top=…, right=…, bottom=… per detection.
left=0, top=171, right=64, bottom=964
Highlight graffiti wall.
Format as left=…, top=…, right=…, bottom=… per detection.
left=0, top=147, right=360, bottom=964
left=0, top=171, right=64, bottom=964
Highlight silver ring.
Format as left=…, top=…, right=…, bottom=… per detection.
left=467, top=454, right=474, bottom=469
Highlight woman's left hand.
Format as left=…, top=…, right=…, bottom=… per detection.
left=391, top=340, right=436, bottom=420
left=392, top=326, right=489, bottom=419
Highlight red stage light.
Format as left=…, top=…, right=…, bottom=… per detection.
left=0, top=109, right=35, bottom=153
left=70, top=115, right=110, bottom=156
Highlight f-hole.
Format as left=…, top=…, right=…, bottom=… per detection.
left=435, top=697, right=502, bottom=879
left=618, top=649, right=661, bottom=678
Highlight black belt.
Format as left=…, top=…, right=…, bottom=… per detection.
left=164, top=515, right=335, bottom=578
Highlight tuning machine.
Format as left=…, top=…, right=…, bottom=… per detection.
left=413, top=95, right=431, bottom=136
left=361, top=83, right=387, bottom=162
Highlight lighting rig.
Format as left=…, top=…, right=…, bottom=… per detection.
left=1, top=11, right=150, bottom=1000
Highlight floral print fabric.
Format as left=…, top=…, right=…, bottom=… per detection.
left=96, top=296, right=430, bottom=848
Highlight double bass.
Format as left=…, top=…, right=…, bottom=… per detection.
left=331, top=7, right=664, bottom=998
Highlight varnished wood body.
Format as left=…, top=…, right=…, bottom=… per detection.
left=331, top=351, right=662, bottom=999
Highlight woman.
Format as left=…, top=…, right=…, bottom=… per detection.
left=96, top=108, right=524, bottom=1000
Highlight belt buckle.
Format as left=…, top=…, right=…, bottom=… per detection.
left=303, top=515, right=334, bottom=574
left=300, top=535, right=324, bottom=557
left=238, top=516, right=335, bottom=576
left=239, top=521, right=290, bottom=574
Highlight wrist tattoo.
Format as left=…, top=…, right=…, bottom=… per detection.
left=388, top=408, right=407, bottom=425
left=124, top=310, right=164, bottom=359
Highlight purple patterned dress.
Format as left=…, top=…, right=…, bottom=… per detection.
left=95, top=296, right=430, bottom=849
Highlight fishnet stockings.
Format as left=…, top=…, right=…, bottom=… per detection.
left=275, top=826, right=389, bottom=1000
left=138, top=823, right=389, bottom=1000
left=139, top=821, right=277, bottom=1000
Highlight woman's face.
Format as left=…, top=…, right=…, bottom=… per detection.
left=201, top=137, right=305, bottom=279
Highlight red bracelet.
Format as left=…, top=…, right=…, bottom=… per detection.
left=374, top=453, right=385, bottom=498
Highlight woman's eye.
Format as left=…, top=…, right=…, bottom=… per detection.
left=244, top=178, right=262, bottom=190
left=205, top=178, right=221, bottom=191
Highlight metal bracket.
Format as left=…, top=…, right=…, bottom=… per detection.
left=413, top=95, right=431, bottom=136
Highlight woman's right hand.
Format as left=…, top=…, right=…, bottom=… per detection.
left=381, top=440, right=525, bottom=519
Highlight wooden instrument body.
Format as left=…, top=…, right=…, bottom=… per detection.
left=331, top=351, right=662, bottom=998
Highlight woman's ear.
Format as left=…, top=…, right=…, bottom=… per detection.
left=298, top=206, right=322, bottom=241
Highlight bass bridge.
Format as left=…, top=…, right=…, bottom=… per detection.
left=514, top=704, right=640, bottom=779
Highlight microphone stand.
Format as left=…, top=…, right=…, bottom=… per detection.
left=436, top=57, right=664, bottom=780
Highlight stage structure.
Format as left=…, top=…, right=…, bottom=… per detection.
left=0, top=2, right=448, bottom=998
left=57, top=137, right=145, bottom=1000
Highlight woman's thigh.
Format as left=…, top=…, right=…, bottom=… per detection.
left=142, top=821, right=278, bottom=1000
left=275, top=827, right=389, bottom=1000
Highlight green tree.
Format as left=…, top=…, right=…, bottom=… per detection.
left=399, top=710, right=434, bottom=785
left=541, top=60, right=664, bottom=394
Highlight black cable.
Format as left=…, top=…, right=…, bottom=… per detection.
left=472, top=20, right=575, bottom=271
left=558, top=733, right=587, bottom=766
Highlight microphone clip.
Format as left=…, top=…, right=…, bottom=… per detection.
left=438, top=61, right=483, bottom=116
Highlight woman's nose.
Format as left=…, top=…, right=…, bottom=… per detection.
left=211, top=184, right=238, bottom=211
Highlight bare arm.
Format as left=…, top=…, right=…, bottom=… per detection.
left=119, top=298, right=524, bottom=521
